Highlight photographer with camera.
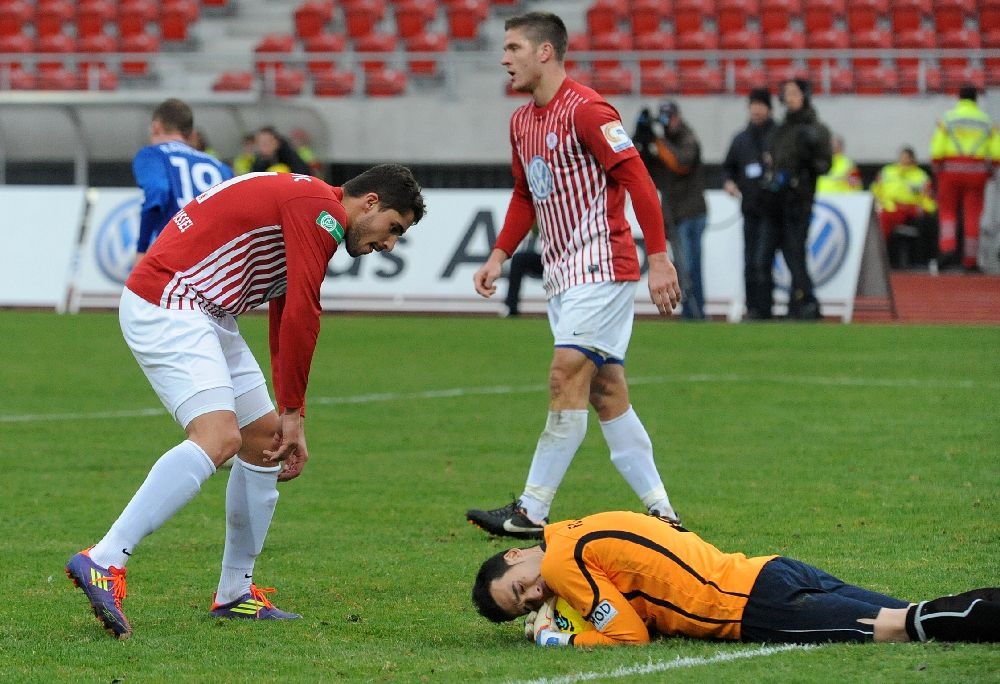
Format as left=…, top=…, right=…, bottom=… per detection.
left=751, top=79, right=832, bottom=320
left=634, top=101, right=708, bottom=320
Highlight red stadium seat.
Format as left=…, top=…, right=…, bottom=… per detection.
left=897, top=63, right=941, bottom=93
left=0, top=0, right=32, bottom=39
left=354, top=31, right=398, bottom=72
left=36, top=32, right=75, bottom=72
left=343, top=0, right=386, bottom=39
left=766, top=63, right=807, bottom=91
left=589, top=29, right=632, bottom=69
left=266, top=67, right=306, bottom=96
left=75, top=0, right=116, bottom=39
left=846, top=4, right=881, bottom=33
left=35, top=0, right=74, bottom=38
left=890, top=0, right=931, bottom=32
left=762, top=28, right=804, bottom=69
left=303, top=32, right=346, bottom=74
left=36, top=65, right=81, bottom=90
left=673, top=0, right=711, bottom=35
left=854, top=64, right=898, bottom=94
left=119, top=32, right=159, bottom=77
left=586, top=0, right=627, bottom=35
left=364, top=67, right=407, bottom=96
left=159, top=0, right=199, bottom=43
left=293, top=0, right=333, bottom=39
left=0, top=32, right=33, bottom=69
left=802, top=0, right=841, bottom=32
left=77, top=63, right=118, bottom=91
left=311, top=66, right=356, bottom=96
left=591, top=65, right=634, bottom=95
left=730, top=64, right=767, bottom=94
left=630, top=0, right=670, bottom=37
left=565, top=32, right=589, bottom=70
left=634, top=30, right=675, bottom=68
left=894, top=28, right=935, bottom=68
left=678, top=64, right=724, bottom=95
left=445, top=0, right=487, bottom=41
left=638, top=64, right=679, bottom=95
left=937, top=28, right=979, bottom=68
left=850, top=28, right=892, bottom=69
left=404, top=31, right=447, bottom=76
left=808, top=64, right=853, bottom=93
left=394, top=0, right=437, bottom=39
left=254, top=33, right=296, bottom=75
left=0, top=65, right=36, bottom=90
left=717, top=0, right=758, bottom=35
left=806, top=27, right=846, bottom=73
left=565, top=66, right=594, bottom=89
left=931, top=0, right=973, bottom=34
left=117, top=0, right=158, bottom=39
left=211, top=69, right=254, bottom=92
left=676, top=30, right=718, bottom=68
left=77, top=32, right=117, bottom=71
left=720, top=29, right=762, bottom=68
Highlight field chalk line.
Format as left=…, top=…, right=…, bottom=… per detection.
left=509, top=643, right=815, bottom=684
left=2, top=373, right=992, bottom=423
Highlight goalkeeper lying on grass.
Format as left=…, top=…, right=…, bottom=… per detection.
left=472, top=511, right=999, bottom=646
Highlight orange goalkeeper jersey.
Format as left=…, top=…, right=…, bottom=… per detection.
left=540, top=512, right=776, bottom=646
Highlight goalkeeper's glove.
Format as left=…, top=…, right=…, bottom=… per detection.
left=523, top=610, right=538, bottom=641
left=535, top=628, right=573, bottom=647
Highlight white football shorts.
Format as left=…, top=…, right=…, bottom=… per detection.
left=547, top=281, right=637, bottom=362
left=119, top=287, right=273, bottom=429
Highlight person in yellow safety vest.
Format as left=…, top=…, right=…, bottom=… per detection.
left=870, top=146, right=938, bottom=267
left=816, top=134, right=862, bottom=193
left=929, top=83, right=1000, bottom=270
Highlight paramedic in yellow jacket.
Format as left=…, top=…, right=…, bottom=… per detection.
left=929, top=84, right=1000, bottom=269
left=870, top=146, right=937, bottom=243
left=816, top=134, right=862, bottom=193
left=472, top=511, right=1000, bottom=646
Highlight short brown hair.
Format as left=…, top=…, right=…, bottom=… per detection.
left=342, top=163, right=426, bottom=225
left=504, top=12, right=568, bottom=62
left=152, top=98, right=194, bottom=137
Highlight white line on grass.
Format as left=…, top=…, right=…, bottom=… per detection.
left=3, top=373, right=993, bottom=423
left=509, top=643, right=815, bottom=684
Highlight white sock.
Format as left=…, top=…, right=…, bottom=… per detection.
left=601, top=407, right=677, bottom=519
left=90, top=440, right=216, bottom=570
left=521, top=410, right=588, bottom=522
left=214, top=458, right=281, bottom=604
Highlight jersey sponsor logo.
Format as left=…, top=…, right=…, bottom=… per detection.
left=773, top=199, right=850, bottom=290
left=526, top=155, right=554, bottom=200
left=600, top=120, right=633, bottom=154
left=95, top=196, right=141, bottom=285
left=316, top=210, right=345, bottom=243
left=589, top=599, right=618, bottom=631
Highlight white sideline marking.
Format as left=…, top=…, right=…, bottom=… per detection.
left=2, top=373, right=992, bottom=423
left=509, top=643, right=815, bottom=684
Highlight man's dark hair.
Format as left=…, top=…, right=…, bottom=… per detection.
left=342, top=163, right=426, bottom=225
left=152, top=98, right=194, bottom=137
left=504, top=12, right=568, bottom=61
left=472, top=549, right=518, bottom=623
left=958, top=83, right=979, bottom=101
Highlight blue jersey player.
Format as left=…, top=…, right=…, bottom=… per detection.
left=132, top=98, right=234, bottom=260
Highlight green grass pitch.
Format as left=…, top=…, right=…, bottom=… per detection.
left=1, top=311, right=997, bottom=682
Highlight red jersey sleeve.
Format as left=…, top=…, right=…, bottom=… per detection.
left=268, top=195, right=341, bottom=413
left=574, top=101, right=667, bottom=256
left=495, top=124, right=537, bottom=257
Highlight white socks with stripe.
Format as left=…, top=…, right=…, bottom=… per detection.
left=214, top=458, right=281, bottom=604
left=90, top=440, right=216, bottom=570
left=521, top=410, right=588, bottom=523
left=602, top=406, right=677, bottom=520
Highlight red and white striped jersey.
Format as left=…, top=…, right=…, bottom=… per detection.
left=126, top=172, right=346, bottom=412
left=496, top=78, right=646, bottom=297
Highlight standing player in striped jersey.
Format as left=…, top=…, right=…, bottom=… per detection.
left=132, top=98, right=234, bottom=263
left=467, top=11, right=682, bottom=539
left=473, top=511, right=1000, bottom=647
left=66, top=166, right=425, bottom=639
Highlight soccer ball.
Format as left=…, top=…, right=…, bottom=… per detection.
left=527, top=596, right=593, bottom=638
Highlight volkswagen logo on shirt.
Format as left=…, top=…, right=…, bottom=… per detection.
left=773, top=200, right=850, bottom=291
left=95, top=196, right=141, bottom=285
left=527, top=155, right=554, bottom=200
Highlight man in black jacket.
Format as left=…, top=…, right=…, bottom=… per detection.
left=754, top=79, right=832, bottom=320
left=722, top=88, right=776, bottom=320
